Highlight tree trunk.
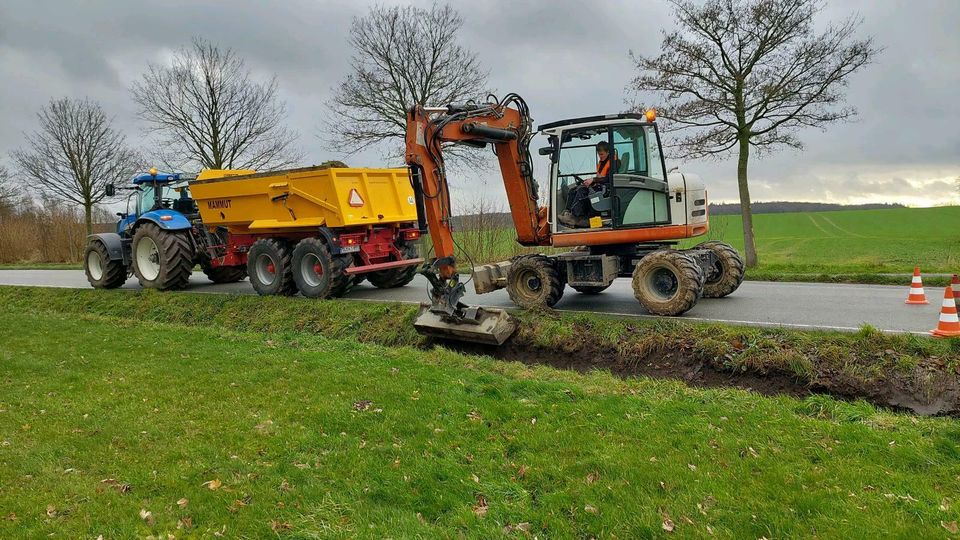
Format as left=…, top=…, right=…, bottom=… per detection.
left=84, top=203, right=93, bottom=236
left=736, top=135, right=758, bottom=267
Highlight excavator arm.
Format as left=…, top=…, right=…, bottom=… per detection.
left=404, top=94, right=544, bottom=344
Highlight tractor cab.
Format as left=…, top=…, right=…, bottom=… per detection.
left=538, top=112, right=698, bottom=238
left=111, top=168, right=197, bottom=234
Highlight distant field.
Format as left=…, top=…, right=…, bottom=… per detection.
left=685, top=206, right=960, bottom=274
left=436, top=206, right=960, bottom=277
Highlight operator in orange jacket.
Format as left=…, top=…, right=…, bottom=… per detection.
left=559, top=141, right=617, bottom=228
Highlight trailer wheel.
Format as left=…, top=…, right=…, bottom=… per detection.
left=290, top=238, right=350, bottom=298
left=84, top=240, right=127, bottom=289
left=571, top=284, right=611, bottom=295
left=631, top=250, right=703, bottom=316
left=131, top=223, right=193, bottom=290
left=506, top=254, right=564, bottom=308
left=248, top=238, right=297, bottom=296
left=696, top=241, right=745, bottom=298
left=201, top=262, right=247, bottom=284
left=366, top=244, right=420, bottom=289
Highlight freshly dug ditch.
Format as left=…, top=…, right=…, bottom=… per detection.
left=2, top=286, right=959, bottom=416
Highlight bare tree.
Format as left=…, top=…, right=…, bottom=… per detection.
left=325, top=3, right=491, bottom=166
left=630, top=0, right=878, bottom=267
left=132, top=37, right=301, bottom=172
left=0, top=164, right=15, bottom=212
left=11, top=98, right=141, bottom=234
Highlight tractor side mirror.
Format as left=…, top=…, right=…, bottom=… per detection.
left=104, top=183, right=116, bottom=197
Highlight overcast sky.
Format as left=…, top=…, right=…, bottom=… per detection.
left=1, top=0, right=958, bottom=210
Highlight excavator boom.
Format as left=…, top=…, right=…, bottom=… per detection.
left=405, top=94, right=543, bottom=344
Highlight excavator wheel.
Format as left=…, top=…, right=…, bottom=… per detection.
left=131, top=223, right=194, bottom=291
left=571, top=284, right=611, bottom=295
left=631, top=249, right=704, bottom=316
left=290, top=238, right=351, bottom=298
left=248, top=238, right=297, bottom=296
left=366, top=244, right=420, bottom=289
left=506, top=254, right=565, bottom=308
left=695, top=241, right=745, bottom=298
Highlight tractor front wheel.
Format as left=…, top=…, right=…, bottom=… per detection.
left=506, top=254, right=565, bottom=308
left=631, top=250, right=704, bottom=316
left=247, top=238, right=297, bottom=296
left=291, top=238, right=351, bottom=298
left=131, top=223, right=193, bottom=290
left=84, top=241, right=127, bottom=289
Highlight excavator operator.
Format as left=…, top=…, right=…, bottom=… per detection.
left=559, top=141, right=617, bottom=228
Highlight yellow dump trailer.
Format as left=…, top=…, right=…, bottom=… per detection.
left=190, top=166, right=419, bottom=233
left=187, top=166, right=423, bottom=298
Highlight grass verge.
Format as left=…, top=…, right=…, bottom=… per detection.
left=1, top=290, right=960, bottom=537
left=1, top=286, right=959, bottom=415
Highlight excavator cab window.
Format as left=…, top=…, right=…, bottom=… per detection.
left=610, top=125, right=671, bottom=227
left=553, top=122, right=671, bottom=231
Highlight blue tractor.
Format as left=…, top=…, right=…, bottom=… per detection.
left=83, top=168, right=246, bottom=290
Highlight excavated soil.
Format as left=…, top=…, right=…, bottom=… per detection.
left=444, top=333, right=960, bottom=417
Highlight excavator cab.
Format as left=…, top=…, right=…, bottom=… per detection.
left=540, top=114, right=673, bottom=233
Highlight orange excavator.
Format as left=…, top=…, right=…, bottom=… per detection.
left=405, top=93, right=744, bottom=345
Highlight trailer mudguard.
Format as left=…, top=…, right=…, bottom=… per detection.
left=88, top=233, right=125, bottom=261
left=136, top=209, right=192, bottom=231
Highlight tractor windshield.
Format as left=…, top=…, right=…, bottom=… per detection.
left=138, top=184, right=182, bottom=213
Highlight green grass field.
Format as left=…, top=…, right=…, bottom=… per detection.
left=688, top=206, right=960, bottom=274
left=2, top=290, right=960, bottom=537
left=443, top=206, right=960, bottom=281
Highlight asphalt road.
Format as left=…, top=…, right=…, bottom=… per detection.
left=0, top=269, right=948, bottom=335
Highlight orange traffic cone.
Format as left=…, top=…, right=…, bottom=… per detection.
left=931, top=286, right=960, bottom=338
left=952, top=274, right=959, bottom=300
left=905, top=267, right=929, bottom=304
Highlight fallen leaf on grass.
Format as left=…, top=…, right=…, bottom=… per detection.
left=6, top=513, right=16, bottom=521
left=177, top=498, right=188, bottom=509
left=204, top=479, right=222, bottom=490
left=662, top=517, right=675, bottom=532
left=467, top=411, right=482, bottom=422
left=45, top=505, right=57, bottom=518
left=139, top=509, right=155, bottom=526
left=177, top=516, right=193, bottom=530
left=688, top=464, right=697, bottom=471
left=584, top=504, right=599, bottom=515
left=100, top=478, right=131, bottom=494
left=353, top=400, right=372, bottom=411
left=943, top=521, right=959, bottom=534
left=503, top=522, right=531, bottom=534
left=280, top=479, right=291, bottom=492
left=517, top=465, right=528, bottom=479
left=586, top=471, right=599, bottom=484
left=270, top=519, right=292, bottom=532
left=229, top=499, right=248, bottom=513
left=472, top=495, right=489, bottom=517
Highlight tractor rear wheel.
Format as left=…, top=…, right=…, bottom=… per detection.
left=696, top=241, right=745, bottom=298
left=84, top=240, right=127, bottom=289
left=131, top=223, right=193, bottom=290
left=247, top=238, right=297, bottom=296
left=571, top=284, right=611, bottom=295
left=506, top=254, right=565, bottom=308
left=291, top=238, right=351, bottom=298
left=631, top=249, right=704, bottom=316
left=366, top=244, right=420, bottom=289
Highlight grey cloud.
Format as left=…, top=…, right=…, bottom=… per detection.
left=0, top=0, right=957, bottom=208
